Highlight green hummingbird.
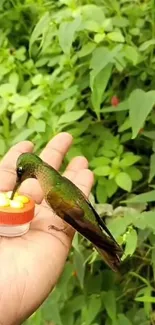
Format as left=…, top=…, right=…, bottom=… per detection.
left=11, top=153, right=123, bottom=271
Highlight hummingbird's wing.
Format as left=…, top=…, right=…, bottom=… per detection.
left=85, top=198, right=119, bottom=245
left=62, top=176, right=122, bottom=248
left=63, top=207, right=122, bottom=272
left=46, top=189, right=122, bottom=271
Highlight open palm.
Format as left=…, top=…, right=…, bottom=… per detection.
left=0, top=133, right=94, bottom=325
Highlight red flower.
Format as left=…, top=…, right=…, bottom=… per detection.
left=111, top=96, right=120, bottom=107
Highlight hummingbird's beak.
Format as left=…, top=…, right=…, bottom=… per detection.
left=11, top=178, right=21, bottom=200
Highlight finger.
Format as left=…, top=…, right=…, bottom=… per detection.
left=40, top=132, right=73, bottom=169
left=0, top=141, right=34, bottom=191
left=63, top=156, right=88, bottom=180
left=19, top=133, right=73, bottom=203
left=72, top=169, right=94, bottom=196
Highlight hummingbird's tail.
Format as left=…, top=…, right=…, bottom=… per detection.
left=60, top=205, right=123, bottom=272
left=94, top=246, right=121, bottom=272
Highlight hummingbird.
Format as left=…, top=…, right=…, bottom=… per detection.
left=11, top=153, right=123, bottom=271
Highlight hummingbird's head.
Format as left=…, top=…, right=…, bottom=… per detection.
left=11, top=153, right=42, bottom=199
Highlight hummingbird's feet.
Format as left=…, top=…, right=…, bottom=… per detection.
left=48, top=224, right=67, bottom=232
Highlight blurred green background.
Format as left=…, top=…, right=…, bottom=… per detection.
left=1, top=0, right=155, bottom=324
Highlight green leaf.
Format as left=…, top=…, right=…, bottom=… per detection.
left=28, top=88, right=43, bottom=104
left=11, top=108, right=26, bottom=124
left=136, top=287, right=152, bottom=317
left=47, top=301, right=63, bottom=325
left=47, top=55, right=62, bottom=67
left=101, top=149, right=115, bottom=158
left=113, top=16, right=129, bottom=27
left=139, top=39, right=155, bottom=51
left=94, top=33, right=106, bottom=43
left=78, top=42, right=96, bottom=57
left=83, top=20, right=99, bottom=32
left=29, top=12, right=50, bottom=54
left=106, top=179, right=118, bottom=197
left=69, top=117, right=91, bottom=137
left=61, top=310, right=74, bottom=325
left=28, top=117, right=46, bottom=133
left=81, top=4, right=105, bottom=24
left=58, top=17, right=81, bottom=55
left=58, top=111, right=85, bottom=125
left=96, top=183, right=107, bottom=203
left=124, top=45, right=139, bottom=65
left=91, top=64, right=112, bottom=113
left=143, top=130, right=155, bottom=140
left=118, top=117, right=131, bottom=132
left=0, top=98, right=8, bottom=115
left=135, top=296, right=155, bottom=303
left=52, top=86, right=78, bottom=108
left=90, top=45, right=122, bottom=85
left=73, top=249, right=85, bottom=289
left=27, top=310, right=42, bottom=325
left=117, top=314, right=132, bottom=325
left=90, top=157, right=111, bottom=168
left=108, top=215, right=135, bottom=239
left=15, top=112, right=28, bottom=129
left=0, top=83, right=16, bottom=97
left=10, top=94, right=30, bottom=107
left=35, top=58, right=49, bottom=68
left=64, top=295, right=85, bottom=314
left=35, top=120, right=46, bottom=133
left=152, top=249, right=155, bottom=281
left=149, top=153, right=155, bottom=182
left=107, top=31, right=125, bottom=43
left=133, top=211, right=155, bottom=231
left=103, top=290, right=116, bottom=321
left=0, top=138, right=6, bottom=155
left=94, top=166, right=111, bottom=176
left=67, top=146, right=83, bottom=161
left=123, top=190, right=155, bottom=203
left=72, top=232, right=80, bottom=251
left=12, top=129, right=34, bottom=144
left=128, top=89, right=155, bottom=139
left=126, top=166, right=143, bottom=181
left=115, top=172, right=132, bottom=192
left=102, top=100, right=128, bottom=113
left=122, top=228, right=137, bottom=260
left=129, top=272, right=150, bottom=286
left=96, top=203, right=113, bottom=218
left=120, top=154, right=141, bottom=168
left=121, top=132, right=132, bottom=143
left=84, top=295, right=102, bottom=325
left=9, top=72, right=19, bottom=90
left=57, top=261, right=74, bottom=293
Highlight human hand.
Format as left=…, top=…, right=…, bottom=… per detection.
left=0, top=133, right=94, bottom=325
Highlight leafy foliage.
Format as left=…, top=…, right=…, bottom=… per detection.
left=0, top=0, right=155, bottom=324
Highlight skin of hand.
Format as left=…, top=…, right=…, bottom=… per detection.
left=0, top=133, right=94, bottom=325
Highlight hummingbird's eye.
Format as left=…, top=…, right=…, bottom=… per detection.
left=17, top=166, right=23, bottom=177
